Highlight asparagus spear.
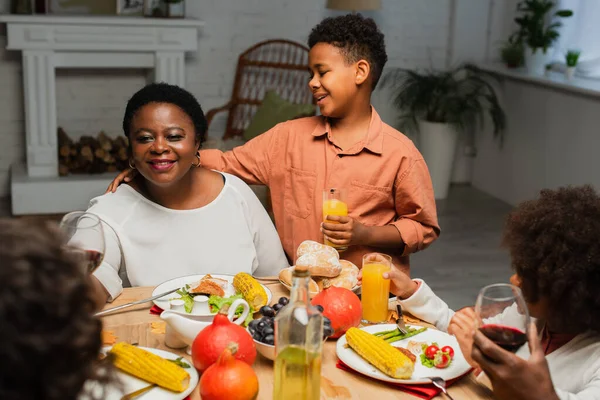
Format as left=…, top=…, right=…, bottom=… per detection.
left=384, top=327, right=427, bottom=343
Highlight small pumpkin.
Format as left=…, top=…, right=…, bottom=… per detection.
left=200, top=342, right=259, bottom=400
left=311, top=279, right=362, bottom=338
left=191, top=307, right=256, bottom=372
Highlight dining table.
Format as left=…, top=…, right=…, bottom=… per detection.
left=100, top=284, right=495, bottom=400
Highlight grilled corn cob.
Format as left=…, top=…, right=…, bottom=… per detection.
left=109, top=342, right=190, bottom=393
left=346, top=327, right=415, bottom=379
left=233, top=272, right=268, bottom=309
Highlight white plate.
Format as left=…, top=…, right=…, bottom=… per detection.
left=152, top=274, right=273, bottom=316
left=336, top=324, right=471, bottom=384
left=82, top=346, right=199, bottom=400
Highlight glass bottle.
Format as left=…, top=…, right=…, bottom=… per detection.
left=273, top=265, right=323, bottom=399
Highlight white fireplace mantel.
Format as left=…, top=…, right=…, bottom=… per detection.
left=0, top=15, right=204, bottom=214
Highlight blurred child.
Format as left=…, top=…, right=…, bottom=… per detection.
left=0, top=219, right=110, bottom=400
left=383, top=185, right=600, bottom=399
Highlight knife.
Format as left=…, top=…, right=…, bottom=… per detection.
left=95, top=287, right=180, bottom=317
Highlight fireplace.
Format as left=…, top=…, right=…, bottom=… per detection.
left=0, top=15, right=203, bottom=214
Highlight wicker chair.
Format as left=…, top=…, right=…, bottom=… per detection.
left=205, top=39, right=315, bottom=140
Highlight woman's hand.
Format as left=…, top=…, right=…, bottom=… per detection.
left=321, top=216, right=370, bottom=247
left=471, top=323, right=560, bottom=400
left=448, top=307, right=479, bottom=367
left=106, top=168, right=137, bottom=193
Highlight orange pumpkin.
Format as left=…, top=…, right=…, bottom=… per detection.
left=311, top=279, right=362, bottom=338
left=200, top=343, right=259, bottom=400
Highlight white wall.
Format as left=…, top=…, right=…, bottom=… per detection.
left=473, top=80, right=600, bottom=206
left=0, top=0, right=453, bottom=198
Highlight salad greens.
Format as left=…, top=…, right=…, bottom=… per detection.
left=208, top=294, right=254, bottom=326
left=175, top=285, right=194, bottom=313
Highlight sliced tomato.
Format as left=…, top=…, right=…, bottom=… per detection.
left=434, top=352, right=451, bottom=369
left=424, top=345, right=440, bottom=359
left=441, top=345, right=455, bottom=359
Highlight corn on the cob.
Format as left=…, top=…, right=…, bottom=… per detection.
left=346, top=327, right=414, bottom=379
left=233, top=272, right=268, bottom=309
left=109, top=342, right=190, bottom=393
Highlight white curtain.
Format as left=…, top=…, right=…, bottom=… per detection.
left=553, top=0, right=600, bottom=78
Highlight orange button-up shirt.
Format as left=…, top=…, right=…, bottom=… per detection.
left=201, top=108, right=440, bottom=271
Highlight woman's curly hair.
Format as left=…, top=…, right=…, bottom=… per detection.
left=502, top=185, right=600, bottom=333
left=0, top=219, right=111, bottom=400
left=308, top=13, right=388, bottom=90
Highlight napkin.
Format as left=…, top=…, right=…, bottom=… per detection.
left=149, top=305, right=164, bottom=315
left=336, top=359, right=462, bottom=400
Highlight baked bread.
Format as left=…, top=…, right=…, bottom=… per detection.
left=297, top=240, right=339, bottom=260
left=189, top=274, right=227, bottom=297
left=278, top=267, right=320, bottom=294
left=328, top=260, right=359, bottom=289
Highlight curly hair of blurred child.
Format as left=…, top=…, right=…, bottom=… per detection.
left=0, top=219, right=111, bottom=400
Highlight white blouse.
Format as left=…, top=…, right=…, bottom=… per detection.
left=89, top=172, right=289, bottom=300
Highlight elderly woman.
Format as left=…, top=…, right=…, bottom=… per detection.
left=382, top=185, right=600, bottom=400
left=88, top=83, right=288, bottom=308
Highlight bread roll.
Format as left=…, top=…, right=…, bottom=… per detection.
left=278, top=267, right=320, bottom=294
left=328, top=260, right=359, bottom=289
left=296, top=251, right=342, bottom=277
left=296, top=240, right=339, bottom=260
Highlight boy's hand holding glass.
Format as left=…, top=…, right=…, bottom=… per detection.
left=321, top=215, right=370, bottom=248
left=381, top=266, right=419, bottom=300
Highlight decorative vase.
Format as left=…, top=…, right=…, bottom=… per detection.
left=565, top=66, right=576, bottom=81
left=524, top=47, right=553, bottom=75
left=417, top=120, right=458, bottom=200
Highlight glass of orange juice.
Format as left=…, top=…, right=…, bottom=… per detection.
left=361, top=253, right=392, bottom=324
left=322, top=188, right=348, bottom=251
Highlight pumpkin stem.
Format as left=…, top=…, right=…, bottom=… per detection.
left=322, top=279, right=331, bottom=289
left=219, top=303, right=230, bottom=315
left=217, top=342, right=239, bottom=365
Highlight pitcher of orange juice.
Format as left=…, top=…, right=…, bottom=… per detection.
left=361, top=253, right=392, bottom=324
left=322, top=188, right=348, bottom=251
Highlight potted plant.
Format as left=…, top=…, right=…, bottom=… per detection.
left=500, top=40, right=524, bottom=68
left=545, top=63, right=553, bottom=77
left=381, top=64, right=506, bottom=199
left=565, top=50, right=580, bottom=80
left=511, top=0, right=573, bottom=75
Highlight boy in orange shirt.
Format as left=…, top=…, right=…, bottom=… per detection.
left=108, top=14, right=440, bottom=271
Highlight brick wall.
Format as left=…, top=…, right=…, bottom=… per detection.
left=0, top=0, right=456, bottom=198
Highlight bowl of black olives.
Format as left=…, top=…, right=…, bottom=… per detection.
left=247, top=297, right=334, bottom=361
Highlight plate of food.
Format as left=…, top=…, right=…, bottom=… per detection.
left=336, top=324, right=471, bottom=385
left=83, top=343, right=198, bottom=400
left=279, top=240, right=361, bottom=295
left=152, top=273, right=273, bottom=317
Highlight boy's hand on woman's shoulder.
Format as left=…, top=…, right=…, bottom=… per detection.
left=321, top=216, right=370, bottom=247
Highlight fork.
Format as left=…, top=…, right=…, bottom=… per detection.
left=427, top=377, right=455, bottom=400
left=120, top=384, right=156, bottom=400
left=395, top=304, right=408, bottom=335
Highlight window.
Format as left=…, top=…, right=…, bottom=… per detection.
left=553, top=0, right=600, bottom=78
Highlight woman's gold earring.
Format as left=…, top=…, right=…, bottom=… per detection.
left=192, top=153, right=201, bottom=167
left=128, top=159, right=136, bottom=170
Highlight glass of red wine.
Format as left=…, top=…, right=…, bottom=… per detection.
left=59, top=211, right=105, bottom=274
left=475, top=283, right=530, bottom=353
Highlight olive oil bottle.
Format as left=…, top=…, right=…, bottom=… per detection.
left=273, top=265, right=323, bottom=399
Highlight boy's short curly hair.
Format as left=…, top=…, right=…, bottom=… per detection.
left=308, top=13, right=388, bottom=90
left=0, top=219, right=111, bottom=400
left=502, top=185, right=600, bottom=333
left=122, top=82, right=208, bottom=147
